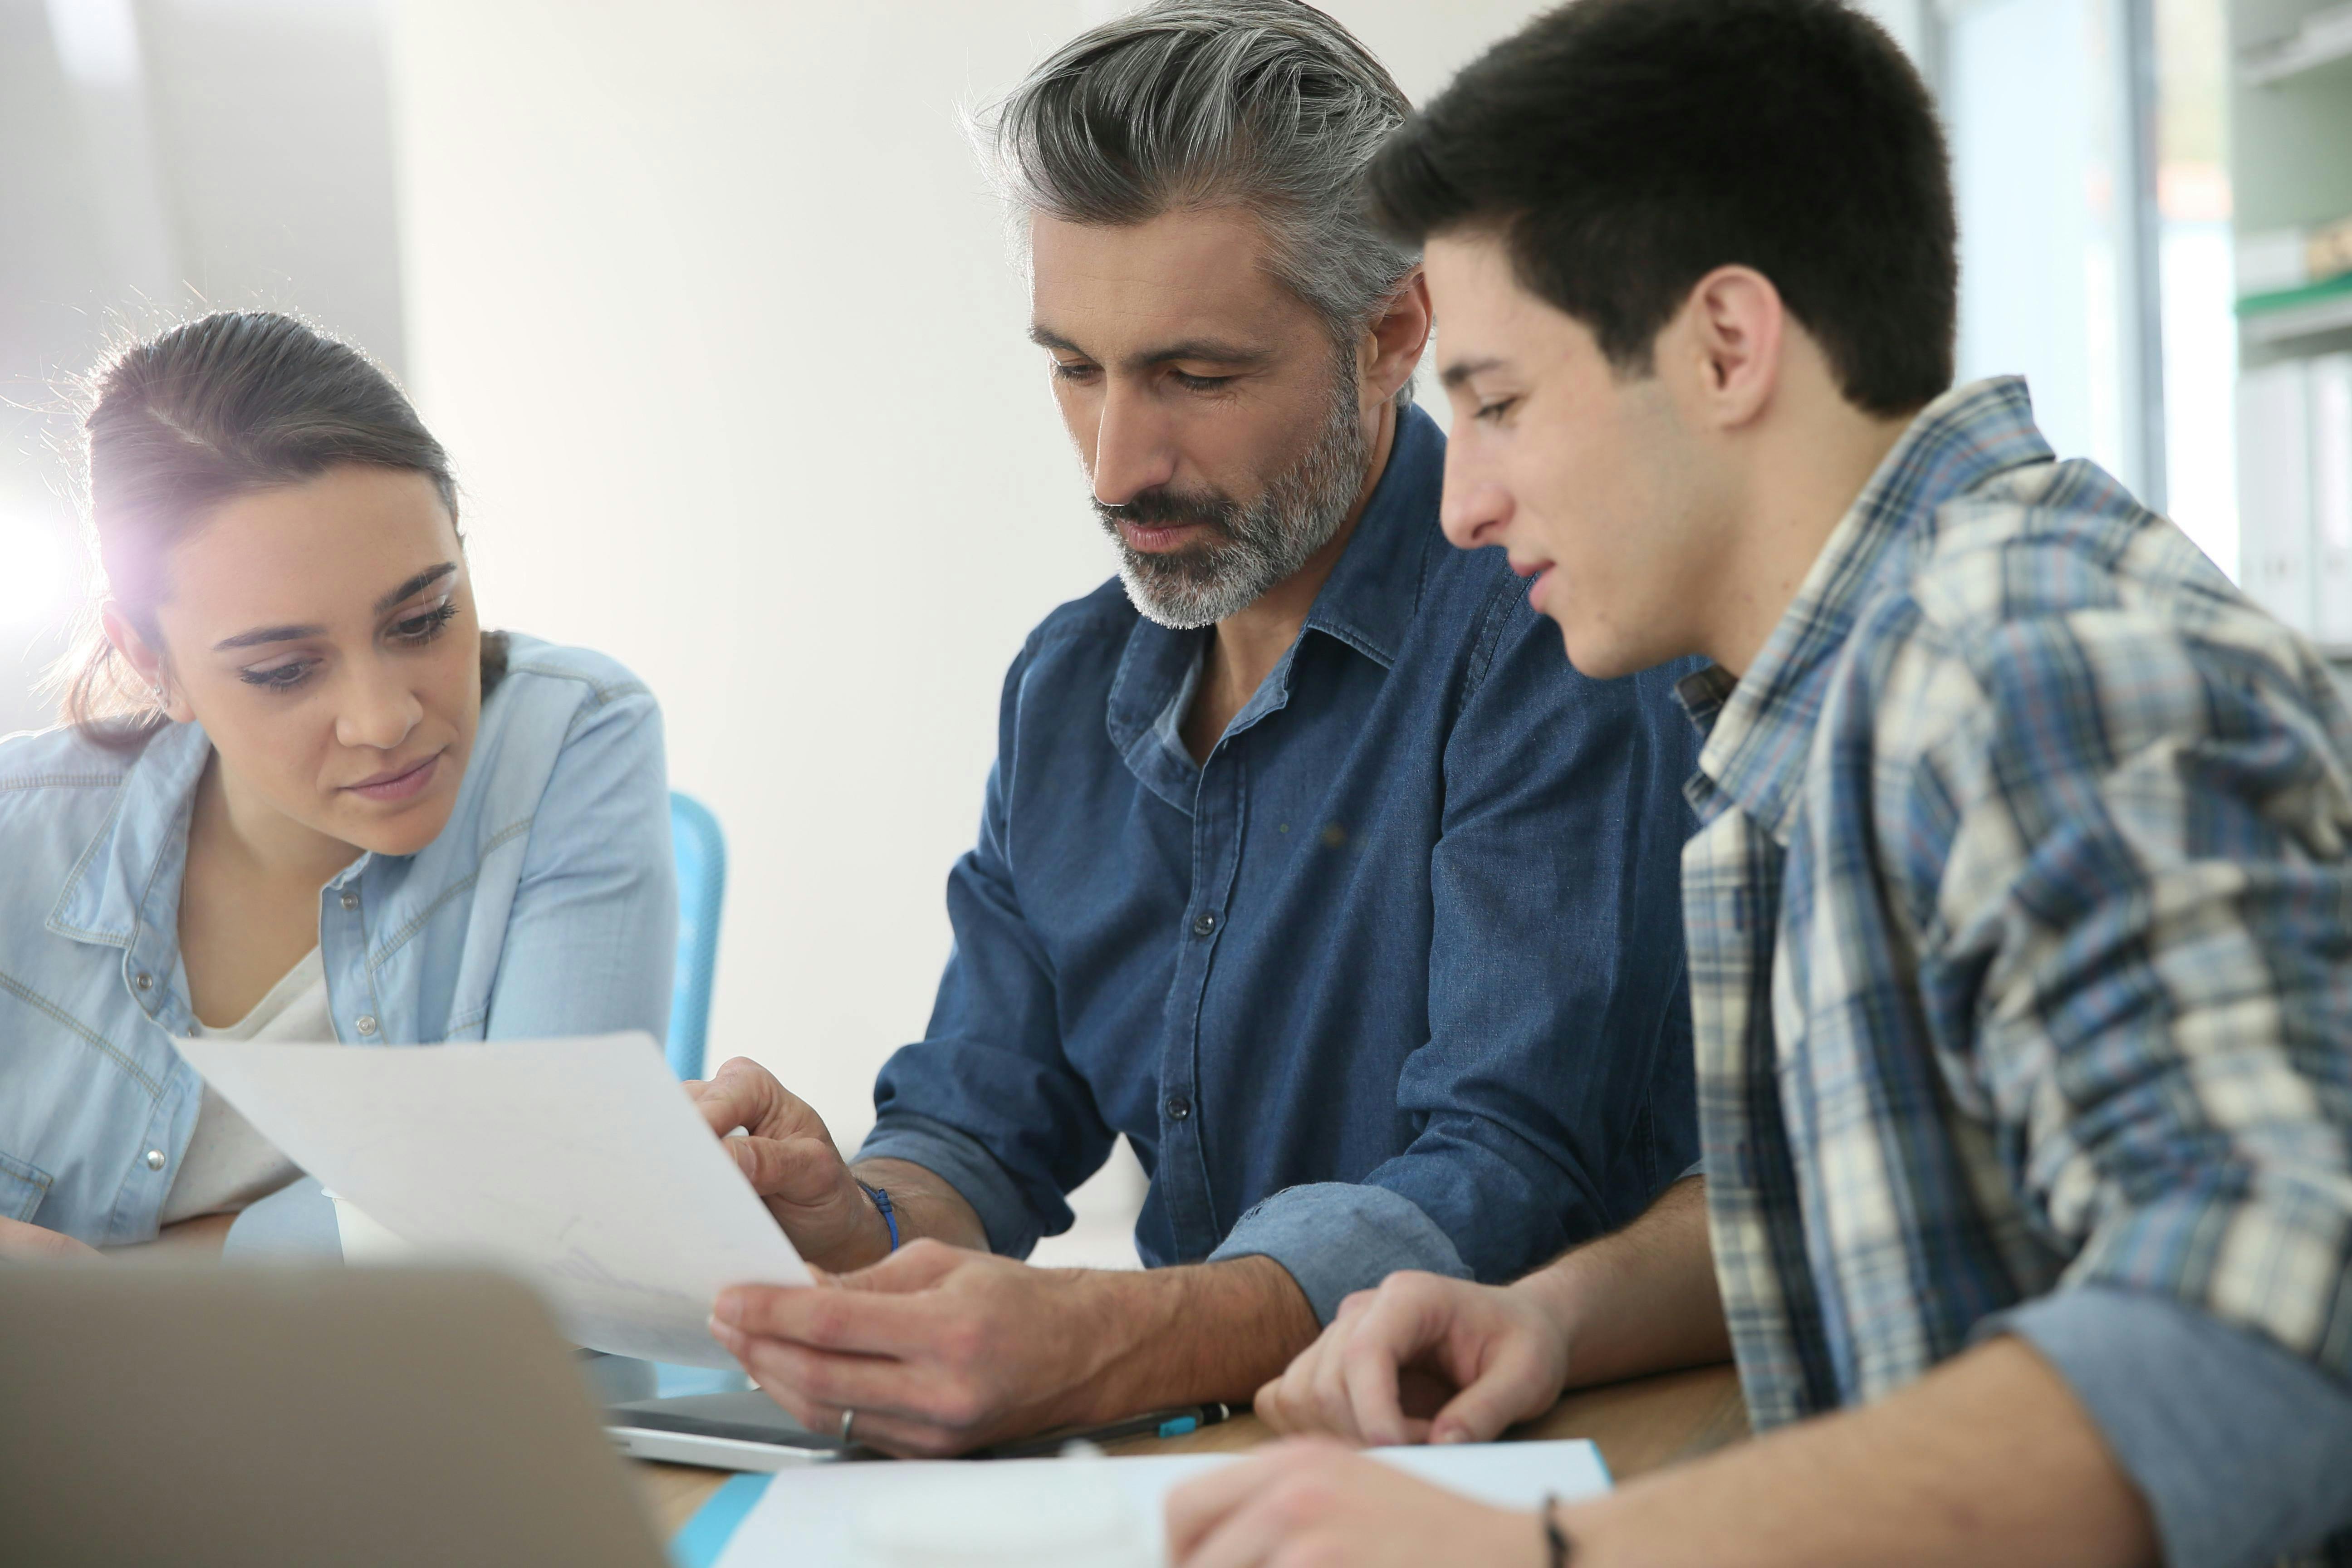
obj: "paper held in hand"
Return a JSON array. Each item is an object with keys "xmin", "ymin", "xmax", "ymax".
[{"xmin": 176, "ymin": 1032, "xmax": 809, "ymax": 1367}]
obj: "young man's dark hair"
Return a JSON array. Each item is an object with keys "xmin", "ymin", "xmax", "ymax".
[{"xmin": 1368, "ymin": 0, "xmax": 1955, "ymax": 416}]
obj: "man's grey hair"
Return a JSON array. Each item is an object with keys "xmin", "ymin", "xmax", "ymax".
[{"xmin": 981, "ymin": 0, "xmax": 1420, "ymax": 387}]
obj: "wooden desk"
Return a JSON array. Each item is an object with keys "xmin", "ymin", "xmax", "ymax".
[{"xmin": 636, "ymin": 1362, "xmax": 1748, "ymax": 1537}]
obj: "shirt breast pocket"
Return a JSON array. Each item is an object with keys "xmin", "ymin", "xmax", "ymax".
[{"xmin": 0, "ymin": 1148, "xmax": 55, "ymax": 1223}]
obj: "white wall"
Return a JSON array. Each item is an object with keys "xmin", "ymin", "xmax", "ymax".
[{"xmin": 387, "ymin": 1, "xmax": 1556, "ymax": 1206}]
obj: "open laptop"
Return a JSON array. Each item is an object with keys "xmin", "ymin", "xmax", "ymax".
[{"xmin": 0, "ymin": 1264, "xmax": 672, "ymax": 1568}]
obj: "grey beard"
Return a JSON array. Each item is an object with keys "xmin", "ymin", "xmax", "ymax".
[{"xmin": 1104, "ymin": 372, "xmax": 1371, "ymax": 632}]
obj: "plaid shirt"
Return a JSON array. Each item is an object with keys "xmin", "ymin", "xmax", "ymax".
[{"xmin": 1679, "ymin": 378, "xmax": 2352, "ymax": 1565}]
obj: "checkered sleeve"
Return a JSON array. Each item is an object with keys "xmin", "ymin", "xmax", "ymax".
[{"xmin": 1906, "ymin": 608, "xmax": 2352, "ymax": 1382}]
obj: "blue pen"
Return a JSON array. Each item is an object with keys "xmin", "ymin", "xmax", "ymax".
[{"xmin": 975, "ymin": 1401, "xmax": 1236, "ymax": 1460}]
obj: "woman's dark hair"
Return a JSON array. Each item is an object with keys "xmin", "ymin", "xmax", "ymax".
[
  {"xmin": 1365, "ymin": 0, "xmax": 1956, "ymax": 416},
  {"xmin": 53, "ymin": 309, "xmax": 504, "ymax": 749}
]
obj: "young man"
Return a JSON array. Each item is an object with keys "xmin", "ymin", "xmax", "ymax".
[
  {"xmin": 1170, "ymin": 2, "xmax": 2352, "ymax": 1565},
  {"xmin": 687, "ymin": 1, "xmax": 1700, "ymax": 1457}
]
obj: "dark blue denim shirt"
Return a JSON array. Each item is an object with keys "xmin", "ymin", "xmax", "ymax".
[{"xmin": 861, "ymin": 406, "xmax": 1701, "ymax": 1319}]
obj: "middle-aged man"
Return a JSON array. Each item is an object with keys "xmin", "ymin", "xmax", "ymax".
[
  {"xmin": 1170, "ymin": 1, "xmax": 2352, "ymax": 1566},
  {"xmin": 688, "ymin": 0, "xmax": 1700, "ymax": 1457}
]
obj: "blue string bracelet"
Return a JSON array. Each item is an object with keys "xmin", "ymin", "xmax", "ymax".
[{"xmin": 856, "ymin": 1180, "xmax": 899, "ymax": 1252}]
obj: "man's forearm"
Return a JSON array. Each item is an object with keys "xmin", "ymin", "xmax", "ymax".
[
  {"xmin": 1070, "ymin": 1254, "xmax": 1322, "ymax": 1425},
  {"xmin": 1567, "ymin": 1336, "xmax": 2157, "ymax": 1568},
  {"xmin": 849, "ymin": 1156, "xmax": 990, "ymax": 1257},
  {"xmin": 843, "ymin": 1158, "xmax": 1316, "ymax": 1429},
  {"xmin": 841, "ymin": 1163, "xmax": 1318, "ymax": 1426},
  {"xmin": 1520, "ymin": 1174, "xmax": 1730, "ymax": 1387}
]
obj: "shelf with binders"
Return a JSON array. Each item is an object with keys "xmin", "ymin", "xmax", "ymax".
[
  {"xmin": 2239, "ymin": 0, "xmax": 2352, "ymax": 86},
  {"xmin": 2238, "ymin": 272, "xmax": 2352, "ymax": 353},
  {"xmin": 2231, "ymin": 2, "xmax": 2352, "ymax": 658},
  {"xmin": 2236, "ymin": 209, "xmax": 2352, "ymax": 356},
  {"xmin": 2230, "ymin": 0, "xmax": 2352, "ymax": 366},
  {"xmin": 2236, "ymin": 352, "xmax": 2352, "ymax": 650}
]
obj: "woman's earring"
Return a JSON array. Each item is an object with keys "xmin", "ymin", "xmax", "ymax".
[{"xmin": 150, "ymin": 683, "xmax": 168, "ymax": 711}]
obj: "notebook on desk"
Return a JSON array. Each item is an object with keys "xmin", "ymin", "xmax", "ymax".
[{"xmin": 672, "ymin": 1434, "xmax": 1613, "ymax": 1568}]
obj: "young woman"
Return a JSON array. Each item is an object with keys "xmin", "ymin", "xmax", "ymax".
[{"xmin": 0, "ymin": 310, "xmax": 676, "ymax": 1257}]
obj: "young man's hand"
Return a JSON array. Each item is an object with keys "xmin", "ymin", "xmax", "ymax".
[
  {"xmin": 1165, "ymin": 1437, "xmax": 1545, "ymax": 1568},
  {"xmin": 1254, "ymin": 1270, "xmax": 1571, "ymax": 1446},
  {"xmin": 684, "ymin": 1056, "xmax": 894, "ymax": 1270},
  {"xmin": 707, "ymin": 1240, "xmax": 1136, "ymax": 1455}
]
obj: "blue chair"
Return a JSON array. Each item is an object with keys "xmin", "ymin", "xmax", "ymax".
[
  {"xmin": 667, "ymin": 792, "xmax": 726, "ymax": 1082},
  {"xmin": 658, "ymin": 791, "xmax": 746, "ymax": 1397}
]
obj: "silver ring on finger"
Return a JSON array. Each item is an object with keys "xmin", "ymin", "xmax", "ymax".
[{"xmin": 839, "ymin": 1407, "xmax": 857, "ymax": 1445}]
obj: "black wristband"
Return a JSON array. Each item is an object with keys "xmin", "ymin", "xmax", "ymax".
[{"xmin": 1540, "ymin": 1493, "xmax": 1575, "ymax": 1567}]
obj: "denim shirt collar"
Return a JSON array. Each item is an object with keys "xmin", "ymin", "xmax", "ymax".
[
  {"xmin": 1677, "ymin": 377, "xmax": 2053, "ymax": 845},
  {"xmin": 1107, "ymin": 402, "xmax": 1446, "ymax": 812},
  {"xmin": 47, "ymin": 719, "xmax": 211, "ymax": 951}
]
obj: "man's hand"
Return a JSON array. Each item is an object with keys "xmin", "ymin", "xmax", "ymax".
[
  {"xmin": 1255, "ymin": 1271, "xmax": 1570, "ymax": 1446},
  {"xmin": 684, "ymin": 1057, "xmax": 892, "ymax": 1270},
  {"xmin": 708, "ymin": 1240, "xmax": 1131, "ymax": 1455},
  {"xmin": 1255, "ymin": 1177, "xmax": 1726, "ymax": 1450},
  {"xmin": 709, "ymin": 1242, "xmax": 1320, "ymax": 1458},
  {"xmin": 1165, "ymin": 1438, "xmax": 1544, "ymax": 1568},
  {"xmin": 0, "ymin": 1216, "xmax": 102, "ymax": 1261}
]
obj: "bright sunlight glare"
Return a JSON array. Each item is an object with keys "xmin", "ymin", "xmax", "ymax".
[{"xmin": 0, "ymin": 511, "xmax": 76, "ymax": 632}]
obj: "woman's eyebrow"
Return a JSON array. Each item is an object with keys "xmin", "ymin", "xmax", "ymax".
[
  {"xmin": 212, "ymin": 563, "xmax": 458, "ymax": 652},
  {"xmin": 373, "ymin": 562, "xmax": 458, "ymax": 612},
  {"xmin": 215, "ymin": 622, "xmax": 323, "ymax": 651}
]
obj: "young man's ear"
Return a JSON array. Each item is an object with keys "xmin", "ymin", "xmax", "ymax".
[
  {"xmin": 1361, "ymin": 269, "xmax": 1434, "ymax": 412},
  {"xmin": 1670, "ymin": 265, "xmax": 1786, "ymax": 431}
]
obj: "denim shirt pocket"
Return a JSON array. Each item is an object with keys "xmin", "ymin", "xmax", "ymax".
[{"xmin": 0, "ymin": 1148, "xmax": 56, "ymax": 1223}]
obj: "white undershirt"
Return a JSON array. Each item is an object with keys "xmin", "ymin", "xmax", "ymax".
[{"xmin": 160, "ymin": 948, "xmax": 337, "ymax": 1224}]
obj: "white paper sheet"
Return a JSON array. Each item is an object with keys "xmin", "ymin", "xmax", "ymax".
[
  {"xmin": 177, "ymin": 1032, "xmax": 808, "ymax": 1367},
  {"xmin": 706, "ymin": 1439, "xmax": 1611, "ymax": 1568}
]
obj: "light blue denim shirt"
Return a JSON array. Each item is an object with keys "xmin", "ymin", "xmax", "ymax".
[{"xmin": 0, "ymin": 633, "xmax": 677, "ymax": 1246}]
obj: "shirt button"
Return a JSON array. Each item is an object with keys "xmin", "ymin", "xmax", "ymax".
[
  {"xmin": 1191, "ymin": 911, "xmax": 1218, "ymax": 937},
  {"xmin": 341, "ymin": 892, "xmax": 359, "ymax": 911},
  {"xmin": 1166, "ymin": 1095, "xmax": 1192, "ymax": 1121},
  {"xmin": 355, "ymin": 1014, "xmax": 378, "ymax": 1036},
  {"xmin": 134, "ymin": 972, "xmax": 153, "ymax": 991},
  {"xmin": 145, "ymin": 1148, "xmax": 166, "ymax": 1171}
]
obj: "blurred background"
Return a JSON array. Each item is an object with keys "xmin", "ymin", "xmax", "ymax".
[{"xmin": 5, "ymin": 0, "xmax": 2347, "ymax": 1267}]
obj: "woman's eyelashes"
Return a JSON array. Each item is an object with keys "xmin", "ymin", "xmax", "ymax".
[
  {"xmin": 235, "ymin": 598, "xmax": 461, "ymax": 692},
  {"xmin": 237, "ymin": 657, "xmax": 314, "ymax": 691},
  {"xmin": 392, "ymin": 598, "xmax": 460, "ymax": 645}
]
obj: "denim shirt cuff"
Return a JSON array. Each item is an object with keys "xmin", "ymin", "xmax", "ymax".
[
  {"xmin": 1207, "ymin": 1182, "xmax": 1470, "ymax": 1324},
  {"xmin": 1978, "ymin": 1285, "xmax": 2352, "ymax": 1568},
  {"xmin": 854, "ymin": 1112, "xmax": 1044, "ymax": 1259}
]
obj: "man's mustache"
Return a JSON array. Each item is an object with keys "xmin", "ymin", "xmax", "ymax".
[{"xmin": 1094, "ymin": 487, "xmax": 1240, "ymax": 536}]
